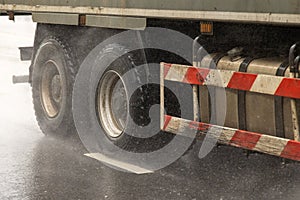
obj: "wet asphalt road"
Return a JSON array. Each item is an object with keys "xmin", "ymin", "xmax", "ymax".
[{"xmin": 1, "ymin": 16, "xmax": 300, "ymax": 200}]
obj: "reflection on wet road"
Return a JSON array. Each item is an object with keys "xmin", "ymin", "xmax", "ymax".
[{"xmin": 1, "ymin": 16, "xmax": 300, "ymax": 200}]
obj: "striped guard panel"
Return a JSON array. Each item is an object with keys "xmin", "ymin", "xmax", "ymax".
[
  {"xmin": 163, "ymin": 115, "xmax": 300, "ymax": 161},
  {"xmin": 162, "ymin": 63, "xmax": 300, "ymax": 99}
]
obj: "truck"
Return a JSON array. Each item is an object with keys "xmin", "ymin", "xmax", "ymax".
[{"xmin": 2, "ymin": 1, "xmax": 300, "ymax": 171}]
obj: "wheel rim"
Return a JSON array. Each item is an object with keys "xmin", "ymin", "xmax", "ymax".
[
  {"xmin": 40, "ymin": 61, "xmax": 63, "ymax": 118},
  {"xmin": 97, "ymin": 70, "xmax": 129, "ymax": 138}
]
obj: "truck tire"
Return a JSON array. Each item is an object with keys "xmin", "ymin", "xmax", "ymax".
[
  {"xmin": 88, "ymin": 44, "xmax": 181, "ymax": 153},
  {"xmin": 31, "ymin": 37, "xmax": 78, "ymax": 136}
]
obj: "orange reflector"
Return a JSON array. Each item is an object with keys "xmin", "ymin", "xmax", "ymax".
[{"xmin": 200, "ymin": 22, "xmax": 213, "ymax": 35}]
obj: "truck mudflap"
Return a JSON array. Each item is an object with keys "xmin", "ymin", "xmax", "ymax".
[{"xmin": 160, "ymin": 62, "xmax": 300, "ymax": 161}]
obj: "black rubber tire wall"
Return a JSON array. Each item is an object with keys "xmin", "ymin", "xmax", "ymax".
[{"xmin": 31, "ymin": 37, "xmax": 78, "ymax": 136}]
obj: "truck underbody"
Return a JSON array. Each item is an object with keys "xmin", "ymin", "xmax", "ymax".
[{"xmin": 2, "ymin": 2, "xmax": 300, "ymax": 167}]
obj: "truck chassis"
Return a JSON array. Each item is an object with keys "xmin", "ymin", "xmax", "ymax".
[{"xmin": 2, "ymin": 1, "xmax": 300, "ymax": 165}]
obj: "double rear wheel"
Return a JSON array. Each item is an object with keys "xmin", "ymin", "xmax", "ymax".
[{"xmin": 32, "ymin": 39, "xmax": 184, "ymax": 154}]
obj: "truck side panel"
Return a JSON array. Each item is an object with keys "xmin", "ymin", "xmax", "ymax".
[{"xmin": 2, "ymin": 0, "xmax": 300, "ymax": 14}]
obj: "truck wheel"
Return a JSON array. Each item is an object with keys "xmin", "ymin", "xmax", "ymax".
[
  {"xmin": 90, "ymin": 44, "xmax": 181, "ymax": 153},
  {"xmin": 31, "ymin": 37, "xmax": 77, "ymax": 136}
]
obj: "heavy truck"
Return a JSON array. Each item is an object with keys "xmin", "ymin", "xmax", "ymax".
[{"xmin": 2, "ymin": 1, "xmax": 300, "ymax": 170}]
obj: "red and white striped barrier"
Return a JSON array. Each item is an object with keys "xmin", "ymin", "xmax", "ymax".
[
  {"xmin": 160, "ymin": 62, "xmax": 300, "ymax": 161},
  {"xmin": 163, "ymin": 115, "xmax": 300, "ymax": 161},
  {"xmin": 163, "ymin": 63, "xmax": 300, "ymax": 99}
]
